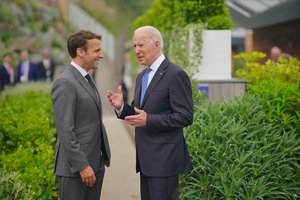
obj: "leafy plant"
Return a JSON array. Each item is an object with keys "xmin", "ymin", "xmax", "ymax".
[
  {"xmin": 0, "ymin": 4, "xmax": 17, "ymax": 26},
  {"xmin": 248, "ymin": 80, "xmax": 300, "ymax": 133},
  {"xmin": 51, "ymin": 33, "xmax": 65, "ymax": 49},
  {"xmin": 1, "ymin": 143, "xmax": 57, "ymax": 199},
  {"xmin": 0, "ymin": 85, "xmax": 57, "ymax": 199},
  {"xmin": 235, "ymin": 51, "xmax": 300, "ymax": 87},
  {"xmin": 0, "ymin": 91, "xmax": 55, "ymax": 153},
  {"xmin": 134, "ymin": 0, "xmax": 232, "ymax": 31},
  {"xmin": 180, "ymin": 81, "xmax": 300, "ymax": 199},
  {"xmin": 167, "ymin": 23, "xmax": 205, "ymax": 77},
  {"xmin": 75, "ymin": 0, "xmax": 152, "ymax": 35},
  {"xmin": 0, "ymin": 169, "xmax": 34, "ymax": 200}
]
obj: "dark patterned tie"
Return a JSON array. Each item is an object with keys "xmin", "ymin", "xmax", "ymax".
[
  {"xmin": 140, "ymin": 67, "xmax": 151, "ymax": 105},
  {"xmin": 85, "ymin": 74, "xmax": 100, "ymax": 102},
  {"xmin": 85, "ymin": 74, "xmax": 107, "ymax": 161}
]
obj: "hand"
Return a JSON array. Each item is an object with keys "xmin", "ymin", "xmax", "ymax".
[
  {"xmin": 107, "ymin": 85, "xmax": 123, "ymax": 110},
  {"xmin": 79, "ymin": 165, "xmax": 96, "ymax": 187},
  {"xmin": 125, "ymin": 107, "xmax": 147, "ymax": 127}
]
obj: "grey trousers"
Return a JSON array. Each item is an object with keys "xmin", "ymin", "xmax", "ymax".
[{"xmin": 57, "ymin": 166, "xmax": 105, "ymax": 200}]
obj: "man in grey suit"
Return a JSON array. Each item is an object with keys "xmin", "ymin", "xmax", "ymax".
[
  {"xmin": 51, "ymin": 30, "xmax": 111, "ymax": 200},
  {"xmin": 107, "ymin": 26, "xmax": 193, "ymax": 200}
]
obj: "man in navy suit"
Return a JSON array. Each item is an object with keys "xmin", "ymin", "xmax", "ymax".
[
  {"xmin": 38, "ymin": 49, "xmax": 56, "ymax": 82},
  {"xmin": 16, "ymin": 50, "xmax": 40, "ymax": 83},
  {"xmin": 107, "ymin": 26, "xmax": 193, "ymax": 200},
  {"xmin": 0, "ymin": 53, "xmax": 14, "ymax": 91}
]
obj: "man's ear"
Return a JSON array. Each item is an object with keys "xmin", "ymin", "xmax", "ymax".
[
  {"xmin": 76, "ymin": 48, "xmax": 85, "ymax": 58},
  {"xmin": 155, "ymin": 41, "xmax": 161, "ymax": 52}
]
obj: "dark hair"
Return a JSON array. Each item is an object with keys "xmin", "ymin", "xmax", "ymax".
[
  {"xmin": 2, "ymin": 52, "xmax": 12, "ymax": 59},
  {"xmin": 67, "ymin": 30, "xmax": 102, "ymax": 58}
]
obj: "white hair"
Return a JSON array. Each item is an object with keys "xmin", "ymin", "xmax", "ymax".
[{"xmin": 135, "ymin": 26, "xmax": 164, "ymax": 49}]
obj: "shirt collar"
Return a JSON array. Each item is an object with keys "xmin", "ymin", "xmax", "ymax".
[
  {"xmin": 71, "ymin": 60, "xmax": 88, "ymax": 77},
  {"xmin": 22, "ymin": 60, "xmax": 29, "ymax": 65},
  {"xmin": 3, "ymin": 63, "xmax": 10, "ymax": 68},
  {"xmin": 149, "ymin": 54, "xmax": 165, "ymax": 72}
]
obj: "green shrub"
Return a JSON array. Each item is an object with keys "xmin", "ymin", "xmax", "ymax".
[
  {"xmin": 0, "ymin": 4, "xmax": 17, "ymax": 26},
  {"xmin": 0, "ymin": 85, "xmax": 57, "ymax": 199},
  {"xmin": 235, "ymin": 51, "xmax": 300, "ymax": 87},
  {"xmin": 1, "ymin": 143, "xmax": 57, "ymax": 199},
  {"xmin": 0, "ymin": 169, "xmax": 34, "ymax": 200},
  {"xmin": 0, "ymin": 91, "xmax": 55, "ymax": 153},
  {"xmin": 180, "ymin": 82, "xmax": 300, "ymax": 199},
  {"xmin": 248, "ymin": 80, "xmax": 300, "ymax": 133},
  {"xmin": 167, "ymin": 23, "xmax": 205, "ymax": 77},
  {"xmin": 206, "ymin": 15, "xmax": 232, "ymax": 30},
  {"xmin": 52, "ymin": 33, "xmax": 65, "ymax": 49},
  {"xmin": 134, "ymin": 0, "xmax": 232, "ymax": 31},
  {"xmin": 0, "ymin": 82, "xmax": 52, "ymax": 97}
]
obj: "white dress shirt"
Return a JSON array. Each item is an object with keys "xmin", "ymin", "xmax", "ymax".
[
  {"xmin": 71, "ymin": 61, "xmax": 88, "ymax": 78},
  {"xmin": 146, "ymin": 53, "xmax": 165, "ymax": 86},
  {"xmin": 116, "ymin": 54, "xmax": 166, "ymax": 114},
  {"xmin": 20, "ymin": 60, "xmax": 30, "ymax": 82}
]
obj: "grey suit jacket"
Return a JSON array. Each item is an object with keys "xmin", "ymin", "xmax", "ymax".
[
  {"xmin": 119, "ymin": 58, "xmax": 193, "ymax": 177},
  {"xmin": 51, "ymin": 65, "xmax": 110, "ymax": 177}
]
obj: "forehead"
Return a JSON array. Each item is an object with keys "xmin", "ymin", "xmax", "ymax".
[
  {"xmin": 87, "ymin": 38, "xmax": 101, "ymax": 47},
  {"xmin": 133, "ymin": 31, "xmax": 149, "ymax": 43}
]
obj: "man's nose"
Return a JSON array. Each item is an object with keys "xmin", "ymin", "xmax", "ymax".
[{"xmin": 99, "ymin": 51, "xmax": 104, "ymax": 58}]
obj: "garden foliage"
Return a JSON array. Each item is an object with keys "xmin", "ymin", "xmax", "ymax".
[
  {"xmin": 133, "ymin": 0, "xmax": 232, "ymax": 32},
  {"xmin": 0, "ymin": 89, "xmax": 57, "ymax": 199},
  {"xmin": 180, "ymin": 80, "xmax": 300, "ymax": 199},
  {"xmin": 235, "ymin": 51, "xmax": 300, "ymax": 87}
]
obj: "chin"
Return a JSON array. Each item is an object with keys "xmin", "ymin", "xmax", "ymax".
[{"xmin": 139, "ymin": 61, "xmax": 145, "ymax": 65}]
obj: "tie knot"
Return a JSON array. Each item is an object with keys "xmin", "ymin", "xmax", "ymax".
[
  {"xmin": 85, "ymin": 74, "xmax": 91, "ymax": 79},
  {"xmin": 85, "ymin": 74, "xmax": 94, "ymax": 83},
  {"xmin": 85, "ymin": 74, "xmax": 95, "ymax": 86},
  {"xmin": 146, "ymin": 67, "xmax": 151, "ymax": 74}
]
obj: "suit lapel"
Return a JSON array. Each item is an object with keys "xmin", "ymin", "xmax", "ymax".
[
  {"xmin": 140, "ymin": 58, "xmax": 168, "ymax": 107},
  {"xmin": 67, "ymin": 66, "xmax": 102, "ymax": 113},
  {"xmin": 135, "ymin": 72, "xmax": 143, "ymax": 108}
]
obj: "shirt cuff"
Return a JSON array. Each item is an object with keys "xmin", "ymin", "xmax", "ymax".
[{"xmin": 115, "ymin": 103, "xmax": 124, "ymax": 116}]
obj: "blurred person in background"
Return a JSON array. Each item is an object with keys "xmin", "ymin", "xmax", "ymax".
[
  {"xmin": 38, "ymin": 49, "xmax": 56, "ymax": 83},
  {"xmin": 270, "ymin": 46, "xmax": 282, "ymax": 65},
  {"xmin": 120, "ymin": 48, "xmax": 132, "ymax": 103},
  {"xmin": 0, "ymin": 53, "xmax": 14, "ymax": 91},
  {"xmin": 16, "ymin": 50, "xmax": 40, "ymax": 83}
]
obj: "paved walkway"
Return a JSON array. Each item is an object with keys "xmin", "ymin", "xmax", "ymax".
[{"xmin": 94, "ymin": 58, "xmax": 140, "ymax": 200}]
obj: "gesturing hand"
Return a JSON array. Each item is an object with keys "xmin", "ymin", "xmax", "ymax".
[
  {"xmin": 125, "ymin": 107, "xmax": 147, "ymax": 127},
  {"xmin": 107, "ymin": 85, "xmax": 123, "ymax": 110},
  {"xmin": 79, "ymin": 165, "xmax": 96, "ymax": 187}
]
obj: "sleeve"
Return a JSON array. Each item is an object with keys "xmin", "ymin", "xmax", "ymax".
[
  {"xmin": 116, "ymin": 101, "xmax": 135, "ymax": 119},
  {"xmin": 51, "ymin": 78, "xmax": 89, "ymax": 173},
  {"xmin": 146, "ymin": 70, "xmax": 193, "ymax": 132}
]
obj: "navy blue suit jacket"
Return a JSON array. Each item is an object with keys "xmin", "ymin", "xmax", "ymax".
[
  {"xmin": 16, "ymin": 61, "xmax": 40, "ymax": 83},
  {"xmin": 119, "ymin": 58, "xmax": 193, "ymax": 177},
  {"xmin": 0, "ymin": 65, "xmax": 12, "ymax": 89}
]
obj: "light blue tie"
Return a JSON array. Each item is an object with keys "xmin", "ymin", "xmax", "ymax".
[{"xmin": 140, "ymin": 67, "xmax": 151, "ymax": 105}]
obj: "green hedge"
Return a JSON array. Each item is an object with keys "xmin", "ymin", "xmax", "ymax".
[
  {"xmin": 235, "ymin": 52, "xmax": 300, "ymax": 87},
  {"xmin": 0, "ymin": 169, "xmax": 34, "ymax": 200},
  {"xmin": 0, "ymin": 85, "xmax": 57, "ymax": 199},
  {"xmin": 180, "ymin": 80, "xmax": 300, "ymax": 199},
  {"xmin": 133, "ymin": 0, "xmax": 232, "ymax": 32}
]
